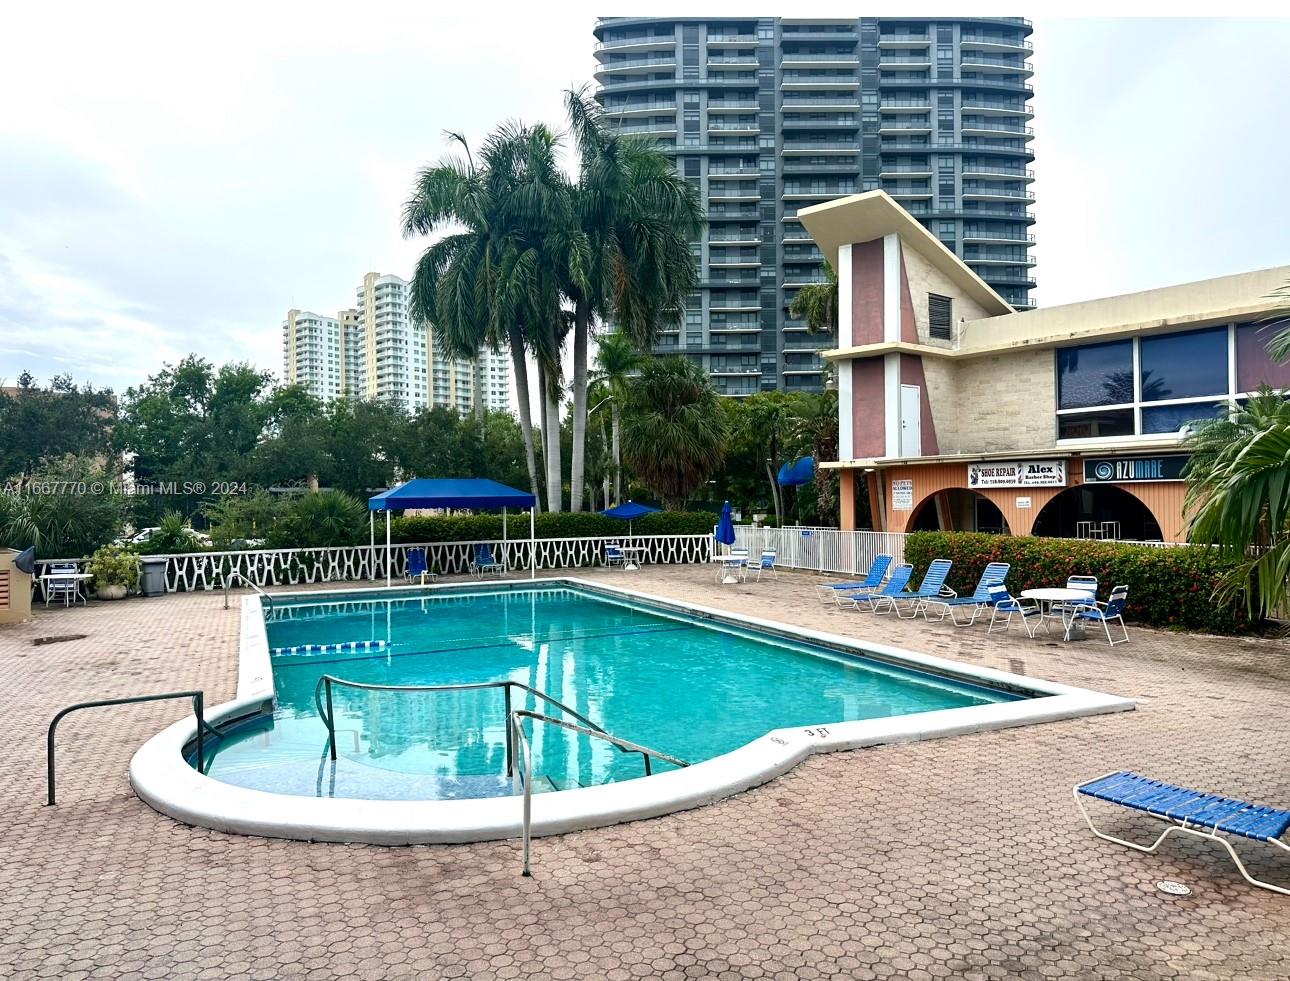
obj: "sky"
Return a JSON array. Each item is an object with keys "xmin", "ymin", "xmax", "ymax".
[{"xmin": 2, "ymin": 3, "xmax": 1289, "ymax": 405}]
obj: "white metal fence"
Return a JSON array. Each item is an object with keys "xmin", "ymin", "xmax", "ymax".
[{"xmin": 732, "ymin": 525, "xmax": 908, "ymax": 576}]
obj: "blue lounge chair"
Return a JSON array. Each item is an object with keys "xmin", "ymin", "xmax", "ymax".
[
  {"xmin": 405, "ymin": 548, "xmax": 436, "ymax": 585},
  {"xmin": 985, "ymin": 583, "xmax": 1043, "ymax": 636},
  {"xmin": 753, "ymin": 549, "xmax": 778, "ymax": 581},
  {"xmin": 1068, "ymin": 585, "xmax": 1130, "ymax": 645},
  {"xmin": 1075, "ymin": 771, "xmax": 1290, "ymax": 895},
  {"xmin": 886, "ymin": 559, "xmax": 954, "ymax": 619},
  {"xmin": 847, "ymin": 564, "xmax": 915, "ymax": 613},
  {"xmin": 471, "ymin": 543, "xmax": 505, "ymax": 578},
  {"xmin": 816, "ymin": 554, "xmax": 893, "ymax": 605},
  {"xmin": 925, "ymin": 562, "xmax": 1011, "ymax": 626}
]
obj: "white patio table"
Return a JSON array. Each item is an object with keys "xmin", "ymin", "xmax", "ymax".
[{"xmin": 1020, "ymin": 587, "xmax": 1095, "ymax": 640}]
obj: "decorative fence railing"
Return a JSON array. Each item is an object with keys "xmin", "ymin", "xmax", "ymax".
[{"xmin": 732, "ymin": 526, "xmax": 908, "ymax": 576}]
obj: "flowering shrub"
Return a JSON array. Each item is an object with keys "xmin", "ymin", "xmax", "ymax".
[
  {"xmin": 391, "ymin": 511, "xmax": 716, "ymax": 544},
  {"xmin": 903, "ymin": 532, "xmax": 1254, "ymax": 634}
]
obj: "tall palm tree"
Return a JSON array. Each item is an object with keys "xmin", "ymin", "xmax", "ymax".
[
  {"xmin": 621, "ymin": 357, "xmax": 726, "ymax": 509},
  {"xmin": 790, "ymin": 390, "xmax": 840, "ymax": 525},
  {"xmin": 590, "ymin": 331, "xmax": 647, "ymax": 505},
  {"xmin": 563, "ymin": 87, "xmax": 705, "ymax": 512},
  {"xmin": 736, "ymin": 392, "xmax": 798, "ymax": 525},
  {"xmin": 789, "ymin": 259, "xmax": 839, "ymax": 336},
  {"xmin": 403, "ymin": 124, "xmax": 585, "ymax": 510},
  {"xmin": 1185, "ymin": 389, "xmax": 1290, "ymax": 620}
]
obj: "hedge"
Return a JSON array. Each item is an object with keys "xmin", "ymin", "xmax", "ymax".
[
  {"xmin": 390, "ymin": 510, "xmax": 716, "ymax": 544},
  {"xmin": 903, "ymin": 531, "xmax": 1253, "ymax": 635}
]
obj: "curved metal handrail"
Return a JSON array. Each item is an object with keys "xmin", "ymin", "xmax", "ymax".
[
  {"xmin": 510, "ymin": 709, "xmax": 689, "ymax": 876},
  {"xmin": 223, "ymin": 571, "xmax": 275, "ymax": 613}
]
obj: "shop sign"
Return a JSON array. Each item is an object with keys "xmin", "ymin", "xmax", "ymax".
[
  {"xmin": 891, "ymin": 479, "xmax": 914, "ymax": 511},
  {"xmin": 1016, "ymin": 496, "xmax": 1032, "ymax": 509},
  {"xmin": 1082, "ymin": 454, "xmax": 1190, "ymax": 483},
  {"xmin": 967, "ymin": 460, "xmax": 1066, "ymax": 489}
]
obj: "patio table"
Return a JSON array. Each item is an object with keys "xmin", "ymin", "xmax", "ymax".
[
  {"xmin": 618, "ymin": 546, "xmax": 646, "ymax": 571},
  {"xmin": 712, "ymin": 555, "xmax": 746, "ymax": 584},
  {"xmin": 1021, "ymin": 587, "xmax": 1094, "ymax": 640},
  {"xmin": 40, "ymin": 572, "xmax": 93, "ymax": 607}
]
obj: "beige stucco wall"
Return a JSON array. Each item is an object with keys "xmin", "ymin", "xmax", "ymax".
[
  {"xmin": 927, "ymin": 348, "xmax": 1055, "ymax": 454},
  {"xmin": 902, "ymin": 243, "xmax": 995, "ymax": 349}
]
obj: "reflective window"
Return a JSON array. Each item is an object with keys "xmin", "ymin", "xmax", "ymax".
[
  {"xmin": 1140, "ymin": 402, "xmax": 1226, "ymax": 435},
  {"xmin": 1056, "ymin": 340, "xmax": 1133, "ymax": 409},
  {"xmin": 1139, "ymin": 326, "xmax": 1228, "ymax": 401},
  {"xmin": 1235, "ymin": 321, "xmax": 1290, "ymax": 392},
  {"xmin": 1057, "ymin": 409, "xmax": 1134, "ymax": 440}
]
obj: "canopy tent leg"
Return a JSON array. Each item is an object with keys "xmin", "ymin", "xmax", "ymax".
[
  {"xmin": 503, "ymin": 507, "xmax": 508, "ymax": 570},
  {"xmin": 385, "ymin": 510, "xmax": 392, "ymax": 587},
  {"xmin": 529, "ymin": 506, "xmax": 536, "ymax": 580},
  {"xmin": 369, "ymin": 511, "xmax": 375, "ymax": 581}
]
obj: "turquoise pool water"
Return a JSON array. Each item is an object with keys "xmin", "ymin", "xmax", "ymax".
[{"xmin": 198, "ymin": 584, "xmax": 1024, "ymax": 800}]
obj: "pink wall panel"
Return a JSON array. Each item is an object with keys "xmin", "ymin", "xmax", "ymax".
[
  {"xmin": 899, "ymin": 354, "xmax": 939, "ymax": 456},
  {"xmin": 850, "ymin": 239, "xmax": 885, "ymax": 346},
  {"xmin": 851, "ymin": 359, "xmax": 886, "ymax": 459}
]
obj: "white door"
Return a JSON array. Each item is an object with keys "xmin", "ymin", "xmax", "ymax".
[{"xmin": 900, "ymin": 384, "xmax": 921, "ymax": 457}]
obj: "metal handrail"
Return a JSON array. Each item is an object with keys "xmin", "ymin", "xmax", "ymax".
[
  {"xmin": 47, "ymin": 691, "xmax": 211, "ymax": 805},
  {"xmin": 313, "ymin": 676, "xmax": 619, "ymax": 773},
  {"xmin": 223, "ymin": 571, "xmax": 274, "ymax": 612},
  {"xmin": 510, "ymin": 709, "xmax": 689, "ymax": 876}
]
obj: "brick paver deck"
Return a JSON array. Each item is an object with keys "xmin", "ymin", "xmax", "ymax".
[{"xmin": 2, "ymin": 567, "xmax": 1288, "ymax": 980}]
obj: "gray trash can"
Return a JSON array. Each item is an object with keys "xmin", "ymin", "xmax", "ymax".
[{"xmin": 140, "ymin": 556, "xmax": 168, "ymax": 597}]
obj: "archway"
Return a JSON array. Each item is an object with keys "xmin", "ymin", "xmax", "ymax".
[
  {"xmin": 1030, "ymin": 484, "xmax": 1163, "ymax": 541},
  {"xmin": 908, "ymin": 488, "xmax": 1011, "ymax": 534}
]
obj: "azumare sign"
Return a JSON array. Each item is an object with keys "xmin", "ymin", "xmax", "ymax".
[
  {"xmin": 1082, "ymin": 454, "xmax": 1190, "ymax": 483},
  {"xmin": 967, "ymin": 460, "xmax": 1066, "ymax": 489}
]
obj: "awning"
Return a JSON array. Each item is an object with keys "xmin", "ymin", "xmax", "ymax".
[
  {"xmin": 777, "ymin": 457, "xmax": 816, "ymax": 487},
  {"xmin": 368, "ymin": 478, "xmax": 537, "ymax": 512}
]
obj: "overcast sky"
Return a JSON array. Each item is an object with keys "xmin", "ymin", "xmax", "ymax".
[{"xmin": 3, "ymin": 4, "xmax": 1289, "ymax": 400}]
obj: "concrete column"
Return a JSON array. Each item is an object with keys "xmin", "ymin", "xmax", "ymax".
[{"xmin": 839, "ymin": 470, "xmax": 856, "ymax": 531}]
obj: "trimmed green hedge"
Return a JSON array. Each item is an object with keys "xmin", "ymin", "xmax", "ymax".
[
  {"xmin": 903, "ymin": 531, "xmax": 1252, "ymax": 635},
  {"xmin": 390, "ymin": 510, "xmax": 715, "ymax": 544}
]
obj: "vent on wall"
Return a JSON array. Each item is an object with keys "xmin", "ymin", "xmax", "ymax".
[
  {"xmin": 928, "ymin": 293, "xmax": 953, "ymax": 340},
  {"xmin": 0, "ymin": 570, "xmax": 9, "ymax": 610}
]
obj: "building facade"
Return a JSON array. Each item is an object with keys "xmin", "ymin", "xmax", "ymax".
[
  {"xmin": 593, "ymin": 15, "xmax": 1035, "ymax": 396},
  {"xmin": 801, "ymin": 191, "xmax": 1290, "ymax": 543},
  {"xmin": 281, "ymin": 273, "xmax": 510, "ymax": 415}
]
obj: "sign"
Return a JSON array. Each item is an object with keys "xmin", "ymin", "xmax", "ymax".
[
  {"xmin": 1082, "ymin": 454, "xmax": 1190, "ymax": 483},
  {"xmin": 1016, "ymin": 496, "xmax": 1032, "ymax": 509},
  {"xmin": 891, "ymin": 479, "xmax": 914, "ymax": 511},
  {"xmin": 967, "ymin": 460, "xmax": 1067, "ymax": 489}
]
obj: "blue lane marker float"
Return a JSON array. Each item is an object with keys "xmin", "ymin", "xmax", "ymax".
[{"xmin": 271, "ymin": 640, "xmax": 389, "ymax": 657}]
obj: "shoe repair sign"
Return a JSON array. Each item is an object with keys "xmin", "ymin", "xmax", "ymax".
[{"xmin": 967, "ymin": 460, "xmax": 1067, "ymax": 488}]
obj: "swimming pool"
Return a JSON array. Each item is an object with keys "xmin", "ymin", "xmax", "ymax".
[
  {"xmin": 130, "ymin": 577, "xmax": 1134, "ymax": 844},
  {"xmin": 198, "ymin": 584, "xmax": 1022, "ymax": 801}
]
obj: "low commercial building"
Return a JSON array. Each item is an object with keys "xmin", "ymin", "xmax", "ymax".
[{"xmin": 801, "ymin": 190, "xmax": 1290, "ymax": 542}]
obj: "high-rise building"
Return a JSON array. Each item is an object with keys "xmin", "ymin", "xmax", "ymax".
[
  {"xmin": 281, "ymin": 273, "xmax": 510, "ymax": 414},
  {"xmin": 593, "ymin": 16, "xmax": 1036, "ymax": 395}
]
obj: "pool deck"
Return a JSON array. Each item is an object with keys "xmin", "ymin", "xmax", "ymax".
[{"xmin": 3, "ymin": 565, "xmax": 1288, "ymax": 980}]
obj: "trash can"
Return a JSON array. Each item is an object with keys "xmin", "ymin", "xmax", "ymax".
[{"xmin": 140, "ymin": 556, "xmax": 169, "ymax": 597}]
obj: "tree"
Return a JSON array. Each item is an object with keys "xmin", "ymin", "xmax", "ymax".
[
  {"xmin": 621, "ymin": 357, "xmax": 726, "ymax": 509},
  {"xmin": 563, "ymin": 88, "xmax": 704, "ymax": 512},
  {"xmin": 590, "ymin": 331, "xmax": 647, "ymax": 505},
  {"xmin": 732, "ymin": 392, "xmax": 800, "ymax": 525},
  {"xmin": 404, "ymin": 124, "xmax": 583, "ymax": 512},
  {"xmin": 0, "ymin": 371, "xmax": 116, "ymax": 485},
  {"xmin": 790, "ymin": 391, "xmax": 840, "ymax": 526},
  {"xmin": 1185, "ymin": 389, "xmax": 1290, "ymax": 620},
  {"xmin": 788, "ymin": 259, "xmax": 839, "ymax": 337}
]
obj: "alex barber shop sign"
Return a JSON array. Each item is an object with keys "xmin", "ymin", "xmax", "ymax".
[
  {"xmin": 967, "ymin": 460, "xmax": 1066, "ymax": 488},
  {"xmin": 1082, "ymin": 454, "xmax": 1190, "ymax": 483}
]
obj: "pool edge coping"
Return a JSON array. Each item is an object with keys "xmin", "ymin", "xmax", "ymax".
[{"xmin": 129, "ymin": 575, "xmax": 1136, "ymax": 845}]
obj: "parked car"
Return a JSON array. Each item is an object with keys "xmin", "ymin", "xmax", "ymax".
[{"xmin": 117, "ymin": 527, "xmax": 212, "ymax": 547}]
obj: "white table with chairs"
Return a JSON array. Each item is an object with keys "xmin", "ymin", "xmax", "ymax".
[
  {"xmin": 1019, "ymin": 587, "xmax": 1097, "ymax": 640},
  {"xmin": 40, "ymin": 570, "xmax": 93, "ymax": 607},
  {"xmin": 713, "ymin": 549, "xmax": 749, "ymax": 584}
]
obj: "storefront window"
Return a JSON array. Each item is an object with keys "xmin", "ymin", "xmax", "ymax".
[
  {"xmin": 1056, "ymin": 340, "xmax": 1133, "ymax": 409},
  {"xmin": 1140, "ymin": 402, "xmax": 1226, "ymax": 435},
  {"xmin": 1235, "ymin": 321, "xmax": 1290, "ymax": 392},
  {"xmin": 1139, "ymin": 326, "xmax": 1228, "ymax": 401},
  {"xmin": 1056, "ymin": 408, "xmax": 1134, "ymax": 440}
]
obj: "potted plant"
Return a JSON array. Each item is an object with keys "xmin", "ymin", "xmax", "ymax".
[{"xmin": 87, "ymin": 544, "xmax": 139, "ymax": 600}]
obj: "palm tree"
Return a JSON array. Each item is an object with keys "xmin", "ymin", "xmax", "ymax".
[
  {"xmin": 563, "ymin": 88, "xmax": 704, "ymax": 512},
  {"xmin": 1185, "ymin": 389, "xmax": 1290, "ymax": 620},
  {"xmin": 735, "ymin": 392, "xmax": 799, "ymax": 525},
  {"xmin": 790, "ymin": 390, "xmax": 840, "ymax": 525},
  {"xmin": 590, "ymin": 331, "xmax": 647, "ymax": 505},
  {"xmin": 621, "ymin": 357, "xmax": 726, "ymax": 509},
  {"xmin": 403, "ymin": 124, "xmax": 585, "ymax": 511},
  {"xmin": 789, "ymin": 260, "xmax": 839, "ymax": 336}
]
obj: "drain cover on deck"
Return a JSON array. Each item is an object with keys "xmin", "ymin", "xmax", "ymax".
[{"xmin": 1156, "ymin": 880, "xmax": 1192, "ymax": 896}]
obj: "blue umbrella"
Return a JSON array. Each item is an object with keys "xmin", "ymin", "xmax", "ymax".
[
  {"xmin": 776, "ymin": 456, "xmax": 815, "ymax": 487},
  {"xmin": 600, "ymin": 500, "xmax": 659, "ymax": 535},
  {"xmin": 715, "ymin": 500, "xmax": 736, "ymax": 548}
]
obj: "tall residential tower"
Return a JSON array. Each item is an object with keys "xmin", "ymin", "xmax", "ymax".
[{"xmin": 594, "ymin": 16, "xmax": 1035, "ymax": 395}]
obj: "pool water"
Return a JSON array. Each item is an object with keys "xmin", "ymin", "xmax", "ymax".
[{"xmin": 199, "ymin": 585, "xmax": 1023, "ymax": 800}]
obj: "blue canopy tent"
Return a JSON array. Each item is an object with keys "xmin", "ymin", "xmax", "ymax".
[
  {"xmin": 777, "ymin": 456, "xmax": 815, "ymax": 487},
  {"xmin": 368, "ymin": 478, "xmax": 538, "ymax": 585}
]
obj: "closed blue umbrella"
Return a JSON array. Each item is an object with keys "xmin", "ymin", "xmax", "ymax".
[{"xmin": 715, "ymin": 500, "xmax": 736, "ymax": 547}]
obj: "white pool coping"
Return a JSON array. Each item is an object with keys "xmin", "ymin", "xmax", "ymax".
[{"xmin": 129, "ymin": 576, "xmax": 1136, "ymax": 844}]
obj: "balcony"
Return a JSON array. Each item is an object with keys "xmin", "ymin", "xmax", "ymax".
[
  {"xmin": 880, "ymin": 100, "xmax": 933, "ymax": 112},
  {"xmin": 978, "ymin": 273, "xmax": 1037, "ymax": 288},
  {"xmin": 882, "ymin": 75, "xmax": 1033, "ymax": 97},
  {"xmin": 708, "ymin": 323, "xmax": 761, "ymax": 333},
  {"xmin": 708, "ymin": 256, "xmax": 761, "ymax": 268},
  {"xmin": 781, "ymin": 116, "xmax": 859, "ymax": 129},
  {"xmin": 781, "ymin": 96, "xmax": 860, "ymax": 108},
  {"xmin": 612, "ymin": 121, "xmax": 678, "ymax": 136},
  {"xmin": 784, "ymin": 183, "xmax": 854, "ymax": 199},
  {"xmin": 708, "ymin": 229, "xmax": 761, "ymax": 243},
  {"xmin": 706, "ymin": 100, "xmax": 758, "ymax": 112},
  {"xmin": 877, "ymin": 33, "xmax": 930, "ymax": 47},
  {"xmin": 780, "ymin": 75, "xmax": 860, "ymax": 89},
  {"xmin": 594, "ymin": 55, "xmax": 677, "ymax": 77},
  {"xmin": 707, "ymin": 166, "xmax": 759, "ymax": 177},
  {"xmin": 878, "ymin": 54, "xmax": 932, "ymax": 69},
  {"xmin": 782, "ymin": 141, "xmax": 861, "ymax": 154},
  {"xmin": 782, "ymin": 160, "xmax": 860, "ymax": 173},
  {"xmin": 961, "ymin": 165, "xmax": 1036, "ymax": 182},
  {"xmin": 706, "ymin": 33, "xmax": 758, "ymax": 45},
  {"xmin": 780, "ymin": 52, "xmax": 860, "ymax": 67},
  {"xmin": 959, "ymin": 33, "xmax": 1034, "ymax": 54},
  {"xmin": 601, "ymin": 101, "xmax": 677, "ymax": 117},
  {"xmin": 882, "ymin": 183, "xmax": 933, "ymax": 200},
  {"xmin": 963, "ymin": 251, "xmax": 1036, "ymax": 266},
  {"xmin": 595, "ymin": 35, "xmax": 677, "ymax": 54},
  {"xmin": 961, "ymin": 99, "xmax": 1034, "ymax": 118},
  {"xmin": 960, "ymin": 54, "xmax": 1035, "ymax": 76},
  {"xmin": 959, "ymin": 120, "xmax": 1035, "ymax": 139},
  {"xmin": 780, "ymin": 29, "xmax": 858, "ymax": 42},
  {"xmin": 707, "ymin": 121, "xmax": 760, "ymax": 134},
  {"xmin": 877, "ymin": 119, "xmax": 932, "ymax": 135},
  {"xmin": 879, "ymin": 165, "xmax": 933, "ymax": 178},
  {"xmin": 707, "ymin": 56, "xmax": 759, "ymax": 69},
  {"xmin": 961, "ymin": 184, "xmax": 1035, "ymax": 203},
  {"xmin": 961, "ymin": 229, "xmax": 1036, "ymax": 244}
]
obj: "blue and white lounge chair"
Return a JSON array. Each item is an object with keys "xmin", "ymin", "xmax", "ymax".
[
  {"xmin": 471, "ymin": 543, "xmax": 505, "ymax": 578},
  {"xmin": 925, "ymin": 562, "xmax": 1011, "ymax": 626},
  {"xmin": 1075, "ymin": 771, "xmax": 1290, "ymax": 895},
  {"xmin": 985, "ymin": 583, "xmax": 1043, "ymax": 636},
  {"xmin": 1068, "ymin": 585, "xmax": 1129, "ymax": 645},
  {"xmin": 405, "ymin": 548, "xmax": 436, "ymax": 585},
  {"xmin": 753, "ymin": 549, "xmax": 778, "ymax": 581},
  {"xmin": 886, "ymin": 559, "xmax": 954, "ymax": 619},
  {"xmin": 847, "ymin": 564, "xmax": 915, "ymax": 613},
  {"xmin": 816, "ymin": 554, "xmax": 893, "ymax": 605}
]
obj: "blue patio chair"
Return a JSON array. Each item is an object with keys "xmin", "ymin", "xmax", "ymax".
[
  {"xmin": 405, "ymin": 548, "xmax": 435, "ymax": 585},
  {"xmin": 605, "ymin": 543, "xmax": 626, "ymax": 569},
  {"xmin": 42, "ymin": 562, "xmax": 86, "ymax": 607},
  {"xmin": 1068, "ymin": 585, "xmax": 1130, "ymax": 645},
  {"xmin": 1075, "ymin": 770, "xmax": 1290, "ymax": 895},
  {"xmin": 925, "ymin": 562, "xmax": 1011, "ymax": 626},
  {"xmin": 753, "ymin": 549, "xmax": 778, "ymax": 581},
  {"xmin": 886, "ymin": 559, "xmax": 954, "ymax": 619},
  {"xmin": 985, "ymin": 583, "xmax": 1043, "ymax": 636},
  {"xmin": 846, "ymin": 564, "xmax": 915, "ymax": 613},
  {"xmin": 816, "ymin": 554, "xmax": 893, "ymax": 606},
  {"xmin": 471, "ymin": 543, "xmax": 505, "ymax": 578},
  {"xmin": 1053, "ymin": 575, "xmax": 1098, "ymax": 617}
]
